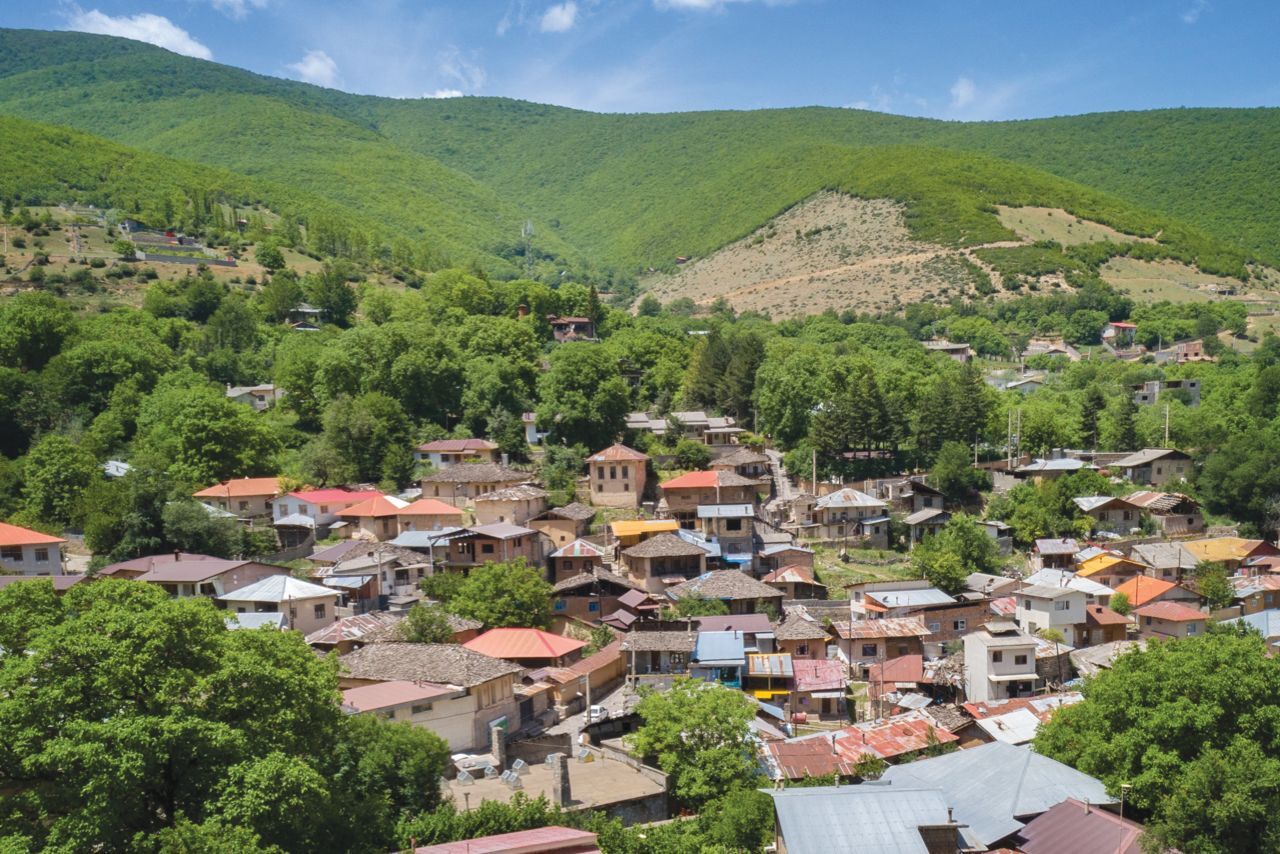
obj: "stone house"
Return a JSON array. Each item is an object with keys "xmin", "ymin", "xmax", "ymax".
[
  {"xmin": 808, "ymin": 488, "xmax": 890, "ymax": 548},
  {"xmin": 446, "ymin": 523, "xmax": 540, "ymax": 569},
  {"xmin": 1112, "ymin": 448, "xmax": 1194, "ymax": 488},
  {"xmin": 621, "ymin": 628, "xmax": 696, "ymax": 678},
  {"xmin": 695, "ymin": 504, "xmax": 756, "ymax": 560},
  {"xmin": 757, "ymin": 543, "xmax": 815, "ymax": 573},
  {"xmin": 761, "ymin": 565, "xmax": 827, "ymax": 600},
  {"xmin": 552, "ymin": 567, "xmax": 639, "ymax": 622},
  {"xmin": 413, "ymin": 438, "xmax": 500, "ymax": 468},
  {"xmin": 396, "ymin": 498, "xmax": 466, "ymax": 533},
  {"xmin": 709, "ymin": 447, "xmax": 770, "ymax": 479},
  {"xmin": 620, "ymin": 532, "xmax": 708, "ymax": 593},
  {"xmin": 667, "ymin": 570, "xmax": 786, "ymax": 615},
  {"xmin": 421, "ymin": 463, "xmax": 531, "ymax": 509},
  {"xmin": 659, "ymin": 470, "xmax": 760, "ymax": 527},
  {"xmin": 474, "ymin": 484, "xmax": 549, "ymax": 526},
  {"xmin": 1123, "ymin": 491, "xmax": 1204, "ymax": 535},
  {"xmin": 549, "ymin": 538, "xmax": 607, "ymax": 583},
  {"xmin": 1072, "ymin": 496, "xmax": 1144, "ymax": 536},
  {"xmin": 529, "ymin": 503, "xmax": 596, "ymax": 550},
  {"xmin": 586, "ymin": 444, "xmax": 649, "ymax": 509}
]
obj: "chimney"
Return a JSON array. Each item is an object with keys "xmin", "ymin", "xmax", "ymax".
[
  {"xmin": 173, "ymin": 549, "xmax": 181, "ymax": 562},
  {"xmin": 490, "ymin": 723, "xmax": 507, "ymax": 772},
  {"xmin": 501, "ymin": 452, "xmax": 509, "ymax": 467},
  {"xmin": 550, "ymin": 752, "xmax": 571, "ymax": 806},
  {"xmin": 1084, "ymin": 798, "xmax": 1091, "ymax": 814}
]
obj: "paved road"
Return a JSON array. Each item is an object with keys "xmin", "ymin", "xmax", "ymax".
[{"xmin": 765, "ymin": 448, "xmax": 795, "ymax": 502}]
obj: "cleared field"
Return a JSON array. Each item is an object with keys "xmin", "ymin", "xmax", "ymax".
[
  {"xmin": 1101, "ymin": 257, "xmax": 1244, "ymax": 303},
  {"xmin": 996, "ymin": 205, "xmax": 1157, "ymax": 246},
  {"xmin": 640, "ymin": 193, "xmax": 991, "ymax": 318}
]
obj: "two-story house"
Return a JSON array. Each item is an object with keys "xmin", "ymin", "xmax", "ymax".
[
  {"xmin": 413, "ymin": 438, "xmax": 500, "ymax": 468},
  {"xmin": 659, "ymin": 470, "xmax": 759, "ymax": 528},
  {"xmin": 586, "ymin": 444, "xmax": 649, "ymax": 509},
  {"xmin": 446, "ymin": 523, "xmax": 540, "ymax": 570},
  {"xmin": 193, "ymin": 476, "xmax": 283, "ymax": 519},
  {"xmin": 273, "ymin": 488, "xmax": 383, "ymax": 529},
  {"xmin": 1124, "ymin": 491, "xmax": 1204, "ymax": 535},
  {"xmin": 100, "ymin": 552, "xmax": 287, "ymax": 599},
  {"xmin": 218, "ymin": 575, "xmax": 339, "ymax": 635},
  {"xmin": 831, "ymin": 617, "xmax": 930, "ymax": 679},
  {"xmin": 709, "ymin": 447, "xmax": 770, "ymax": 479},
  {"xmin": 421, "ymin": 463, "xmax": 531, "ymax": 509},
  {"xmin": 809, "ymin": 489, "xmax": 890, "ymax": 548},
  {"xmin": 0, "ymin": 522, "xmax": 65, "ymax": 576},
  {"xmin": 1073, "ymin": 496, "xmax": 1144, "ymax": 536},
  {"xmin": 963, "ymin": 621, "xmax": 1039, "ymax": 702},
  {"xmin": 1134, "ymin": 601, "xmax": 1206, "ymax": 639},
  {"xmin": 335, "ymin": 494, "xmax": 410, "ymax": 541},
  {"xmin": 396, "ymin": 497, "xmax": 466, "ymax": 532},
  {"xmin": 667, "ymin": 570, "xmax": 785, "ymax": 615},
  {"xmin": 620, "ymin": 532, "xmax": 708, "ymax": 593},
  {"xmin": 474, "ymin": 485, "xmax": 549, "ymax": 526},
  {"xmin": 1112, "ymin": 448, "xmax": 1194, "ymax": 488},
  {"xmin": 1015, "ymin": 583, "xmax": 1087, "ymax": 646},
  {"xmin": 695, "ymin": 504, "xmax": 756, "ymax": 560}
]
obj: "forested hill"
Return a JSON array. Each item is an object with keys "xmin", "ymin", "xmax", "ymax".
[{"xmin": 1, "ymin": 28, "xmax": 1278, "ymax": 277}]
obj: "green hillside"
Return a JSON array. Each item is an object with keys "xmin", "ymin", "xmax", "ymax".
[{"xmin": 0, "ymin": 28, "xmax": 1276, "ymax": 281}]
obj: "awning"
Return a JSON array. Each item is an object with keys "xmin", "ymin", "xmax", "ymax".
[
  {"xmin": 988, "ymin": 673, "xmax": 1034, "ymax": 682},
  {"xmin": 753, "ymin": 689, "xmax": 790, "ymax": 699},
  {"xmin": 274, "ymin": 513, "xmax": 316, "ymax": 528},
  {"xmin": 808, "ymin": 691, "xmax": 846, "ymax": 699}
]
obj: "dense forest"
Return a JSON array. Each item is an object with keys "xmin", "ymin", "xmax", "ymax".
[{"xmin": 0, "ymin": 28, "xmax": 1277, "ymax": 280}]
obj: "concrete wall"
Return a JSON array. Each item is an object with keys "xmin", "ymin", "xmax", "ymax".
[{"xmin": 0, "ymin": 542, "xmax": 64, "ymax": 575}]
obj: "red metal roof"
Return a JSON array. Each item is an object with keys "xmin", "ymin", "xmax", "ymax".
[
  {"xmin": 341, "ymin": 680, "xmax": 455, "ymax": 712},
  {"xmin": 0, "ymin": 521, "xmax": 65, "ymax": 547},
  {"xmin": 414, "ymin": 826, "xmax": 600, "ymax": 854},
  {"xmin": 1017, "ymin": 797, "xmax": 1144, "ymax": 854},
  {"xmin": 834, "ymin": 714, "xmax": 959, "ymax": 760},
  {"xmin": 792, "ymin": 658, "xmax": 845, "ymax": 693},
  {"xmin": 866, "ymin": 654, "xmax": 927, "ymax": 686},
  {"xmin": 1134, "ymin": 601, "xmax": 1206, "ymax": 622},
  {"xmin": 335, "ymin": 495, "xmax": 407, "ymax": 518},
  {"xmin": 463, "ymin": 627, "xmax": 587, "ymax": 660}
]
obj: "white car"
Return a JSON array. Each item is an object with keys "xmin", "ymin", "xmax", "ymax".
[{"xmin": 587, "ymin": 705, "xmax": 608, "ymax": 723}]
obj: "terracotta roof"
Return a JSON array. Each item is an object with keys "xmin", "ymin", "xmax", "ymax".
[
  {"xmin": 1017, "ymin": 798, "xmax": 1144, "ymax": 854},
  {"xmin": 667, "ymin": 570, "xmax": 783, "ymax": 601},
  {"xmin": 1135, "ymin": 601, "xmax": 1206, "ymax": 622},
  {"xmin": 867, "ymin": 654, "xmax": 927, "ymax": 686},
  {"xmin": 420, "ymin": 463, "xmax": 529, "ymax": 484},
  {"xmin": 1112, "ymin": 575, "xmax": 1178, "ymax": 607},
  {"xmin": 398, "ymin": 498, "xmax": 465, "ymax": 516},
  {"xmin": 587, "ymin": 443, "xmax": 649, "ymax": 462},
  {"xmin": 341, "ymin": 679, "xmax": 456, "ymax": 712},
  {"xmin": 761, "ymin": 564, "xmax": 822, "ymax": 586},
  {"xmin": 1085, "ymin": 604, "xmax": 1130, "ymax": 626},
  {"xmin": 761, "ymin": 737, "xmax": 860, "ymax": 780},
  {"xmin": 336, "ymin": 495, "xmax": 409, "ymax": 518},
  {"xmin": 545, "ymin": 502, "xmax": 596, "ymax": 521},
  {"xmin": 415, "ymin": 438, "xmax": 499, "ymax": 453},
  {"xmin": 414, "ymin": 826, "xmax": 599, "ymax": 854},
  {"xmin": 659, "ymin": 470, "xmax": 759, "ymax": 490},
  {"xmin": 339, "ymin": 642, "xmax": 521, "ymax": 687},
  {"xmin": 192, "ymin": 476, "xmax": 283, "ymax": 499},
  {"xmin": 622, "ymin": 532, "xmax": 707, "ymax": 559},
  {"xmin": 832, "ymin": 617, "xmax": 931, "ymax": 640},
  {"xmin": 621, "ymin": 630, "xmax": 696, "ymax": 653},
  {"xmin": 0, "ymin": 522, "xmax": 65, "ymax": 547},
  {"xmin": 463, "ymin": 628, "xmax": 587, "ymax": 660},
  {"xmin": 792, "ymin": 658, "xmax": 845, "ymax": 692}
]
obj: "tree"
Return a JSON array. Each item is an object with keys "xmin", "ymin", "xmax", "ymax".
[
  {"xmin": 636, "ymin": 294, "xmax": 662, "ymax": 317},
  {"xmin": 911, "ymin": 514, "xmax": 1000, "ymax": 593},
  {"xmin": 539, "ymin": 443, "xmax": 586, "ymax": 506},
  {"xmin": 161, "ymin": 500, "xmax": 246, "ymax": 559},
  {"xmin": 0, "ymin": 292, "xmax": 75, "ymax": 371},
  {"xmin": 535, "ymin": 344, "xmax": 629, "ymax": 450},
  {"xmin": 1110, "ymin": 590, "xmax": 1131, "ymax": 616},
  {"xmin": 1102, "ymin": 396, "xmax": 1140, "ymax": 452},
  {"xmin": 19, "ymin": 433, "xmax": 99, "ymax": 530},
  {"xmin": 257, "ymin": 269, "xmax": 304, "ymax": 323},
  {"xmin": 321, "ymin": 392, "xmax": 413, "ymax": 485},
  {"xmin": 670, "ymin": 595, "xmax": 729, "ymax": 618},
  {"xmin": 308, "ymin": 263, "xmax": 357, "ymax": 327},
  {"xmin": 673, "ymin": 438, "xmax": 712, "ymax": 471},
  {"xmin": 1199, "ymin": 424, "xmax": 1280, "ymax": 537},
  {"xmin": 449, "ymin": 560, "xmax": 554, "ymax": 629},
  {"xmin": 254, "ymin": 242, "xmax": 286, "ymax": 272},
  {"xmin": 397, "ymin": 602, "xmax": 455, "ymax": 644},
  {"xmin": 0, "ymin": 579, "xmax": 449, "ymax": 851},
  {"xmin": 1079, "ymin": 385, "xmax": 1107, "ymax": 449},
  {"xmin": 930, "ymin": 440, "xmax": 991, "ymax": 503},
  {"xmin": 113, "ymin": 238, "xmax": 136, "ymax": 260},
  {"xmin": 1193, "ymin": 561, "xmax": 1233, "ymax": 610},
  {"xmin": 627, "ymin": 678, "xmax": 758, "ymax": 807},
  {"xmin": 1036, "ymin": 627, "xmax": 1067, "ymax": 687}
]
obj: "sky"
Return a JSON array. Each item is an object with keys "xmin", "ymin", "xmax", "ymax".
[{"xmin": 3, "ymin": 1, "xmax": 1279, "ymax": 117}]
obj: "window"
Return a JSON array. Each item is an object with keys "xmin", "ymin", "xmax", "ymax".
[
  {"xmin": 34, "ymin": 548, "xmax": 49, "ymax": 563},
  {"xmin": 596, "ymin": 466, "xmax": 605, "ymax": 479},
  {"xmin": 952, "ymin": 619, "xmax": 966, "ymax": 631},
  {"xmin": 610, "ymin": 466, "xmax": 617, "ymax": 480},
  {"xmin": 992, "ymin": 651, "xmax": 1004, "ymax": 662},
  {"xmin": 861, "ymin": 644, "xmax": 877, "ymax": 657},
  {"xmin": 320, "ymin": 505, "xmax": 329, "ymax": 514},
  {"xmin": 411, "ymin": 703, "xmax": 433, "ymax": 714},
  {"xmin": 1144, "ymin": 616, "xmax": 1153, "ymax": 626},
  {"xmin": 624, "ymin": 482, "xmax": 630, "ymax": 492},
  {"xmin": 897, "ymin": 644, "xmax": 908, "ymax": 656},
  {"xmin": 596, "ymin": 484, "xmax": 603, "ymax": 492},
  {"xmin": 1014, "ymin": 654, "xmax": 1028, "ymax": 665},
  {"xmin": 238, "ymin": 501, "xmax": 249, "ymax": 512},
  {"xmin": 1055, "ymin": 600, "xmax": 1071, "ymax": 612},
  {"xmin": 481, "ymin": 543, "xmax": 495, "ymax": 555},
  {"xmin": 923, "ymin": 496, "xmax": 934, "ymax": 507},
  {"xmin": 622, "ymin": 466, "xmax": 629, "ymax": 479},
  {"xmin": 797, "ymin": 643, "xmax": 809, "ymax": 657},
  {"xmin": 588, "ymin": 601, "xmax": 599, "ymax": 612},
  {"xmin": 554, "ymin": 600, "xmax": 566, "ymax": 611},
  {"xmin": 298, "ymin": 504, "xmax": 309, "ymax": 516},
  {"xmin": 1023, "ymin": 599, "xmax": 1032, "ymax": 609},
  {"xmin": 928, "ymin": 622, "xmax": 941, "ymax": 633},
  {"xmin": 0, "ymin": 546, "xmax": 21, "ymax": 562},
  {"xmin": 1187, "ymin": 623, "xmax": 1198, "ymax": 636},
  {"xmin": 313, "ymin": 603, "xmax": 326, "ymax": 620},
  {"xmin": 726, "ymin": 518, "xmax": 742, "ymax": 532}
]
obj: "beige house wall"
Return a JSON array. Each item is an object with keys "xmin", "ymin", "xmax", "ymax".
[{"xmin": 590, "ymin": 459, "xmax": 646, "ymax": 508}]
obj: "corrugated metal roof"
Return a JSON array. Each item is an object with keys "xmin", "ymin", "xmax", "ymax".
[
  {"xmin": 694, "ymin": 630, "xmax": 747, "ymax": 664},
  {"xmin": 765, "ymin": 785, "xmax": 955, "ymax": 853}
]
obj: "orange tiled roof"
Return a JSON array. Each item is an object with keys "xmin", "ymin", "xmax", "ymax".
[
  {"xmin": 1112, "ymin": 576, "xmax": 1177, "ymax": 607},
  {"xmin": 463, "ymin": 627, "xmax": 587, "ymax": 660},
  {"xmin": 193, "ymin": 476, "xmax": 283, "ymax": 499},
  {"xmin": 0, "ymin": 521, "xmax": 65, "ymax": 547},
  {"xmin": 398, "ymin": 498, "xmax": 465, "ymax": 516},
  {"xmin": 1135, "ymin": 601, "xmax": 1205, "ymax": 622}
]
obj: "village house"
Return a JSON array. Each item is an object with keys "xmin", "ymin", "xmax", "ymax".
[
  {"xmin": 338, "ymin": 642, "xmax": 522, "ymax": 751},
  {"xmin": 446, "ymin": 523, "xmax": 540, "ymax": 569},
  {"xmin": 659, "ymin": 470, "xmax": 759, "ymax": 527},
  {"xmin": 463, "ymin": 627, "xmax": 586, "ymax": 669},
  {"xmin": 341, "ymin": 679, "xmax": 466, "ymax": 736},
  {"xmin": 586, "ymin": 444, "xmax": 649, "ymax": 509},
  {"xmin": 549, "ymin": 538, "xmax": 607, "ymax": 582},
  {"xmin": 745, "ymin": 651, "xmax": 794, "ymax": 704},
  {"xmin": 773, "ymin": 608, "xmax": 832, "ymax": 661},
  {"xmin": 1232, "ymin": 575, "xmax": 1280, "ymax": 615},
  {"xmin": 218, "ymin": 575, "xmax": 339, "ymax": 635},
  {"xmin": 757, "ymin": 542, "xmax": 815, "ymax": 572},
  {"xmin": 99, "ymin": 552, "xmax": 287, "ymax": 599},
  {"xmin": 1182, "ymin": 536, "xmax": 1280, "ymax": 572},
  {"xmin": 709, "ymin": 447, "xmax": 770, "ymax": 479},
  {"xmin": 1015, "ymin": 797, "xmax": 1148, "ymax": 854},
  {"xmin": 413, "ymin": 438, "xmax": 500, "ymax": 467},
  {"xmin": 1112, "ymin": 575, "xmax": 1201, "ymax": 610},
  {"xmin": 788, "ymin": 658, "xmax": 847, "ymax": 721},
  {"xmin": 626, "ymin": 410, "xmax": 739, "ymax": 444},
  {"xmin": 1154, "ymin": 338, "xmax": 1211, "ymax": 364},
  {"xmin": 690, "ymin": 630, "xmax": 747, "ymax": 688},
  {"xmin": 335, "ymin": 494, "xmax": 409, "ymax": 541},
  {"xmin": 0, "ymin": 522, "xmax": 65, "ymax": 576},
  {"xmin": 962, "ymin": 692, "xmax": 1085, "ymax": 746},
  {"xmin": 1032, "ymin": 538, "xmax": 1080, "ymax": 570},
  {"xmin": 831, "ymin": 617, "xmax": 930, "ymax": 679},
  {"xmin": 529, "ymin": 502, "xmax": 596, "ymax": 548},
  {"xmin": 608, "ymin": 518, "xmax": 680, "ymax": 551},
  {"xmin": 1082, "ymin": 603, "xmax": 1132, "ymax": 645},
  {"xmin": 1104, "ymin": 320, "xmax": 1138, "ymax": 346},
  {"xmin": 1073, "ymin": 495, "xmax": 1144, "ymax": 535},
  {"xmin": 551, "ymin": 567, "xmax": 639, "ymax": 622},
  {"xmin": 396, "ymin": 497, "xmax": 466, "ymax": 532},
  {"xmin": 1112, "ymin": 448, "xmax": 1194, "ymax": 487},
  {"xmin": 761, "ymin": 565, "xmax": 827, "ymax": 600},
  {"xmin": 621, "ymin": 628, "xmax": 696, "ymax": 679},
  {"xmin": 764, "ymin": 785, "xmax": 961, "ymax": 854},
  {"xmin": 1075, "ymin": 551, "xmax": 1148, "ymax": 587},
  {"xmin": 304, "ymin": 611, "xmax": 406, "ymax": 655},
  {"xmin": 1124, "ymin": 490, "xmax": 1204, "ymax": 535},
  {"xmin": 923, "ymin": 339, "xmax": 974, "ymax": 363},
  {"xmin": 1015, "ymin": 458, "xmax": 1085, "ymax": 482},
  {"xmin": 1025, "ymin": 568, "xmax": 1116, "ymax": 609},
  {"xmin": 1022, "ymin": 338, "xmax": 1082, "ymax": 361},
  {"xmin": 548, "ymin": 315, "xmax": 596, "ymax": 342},
  {"xmin": 667, "ymin": 570, "xmax": 786, "ymax": 615},
  {"xmin": 620, "ymin": 532, "xmax": 708, "ymax": 593},
  {"xmin": 1015, "ymin": 584, "xmax": 1087, "ymax": 647},
  {"xmin": 193, "ymin": 476, "xmax": 283, "ymax": 518},
  {"xmin": 473, "ymin": 484, "xmax": 549, "ymax": 526},
  {"xmin": 806, "ymin": 488, "xmax": 890, "ymax": 548},
  {"xmin": 1134, "ymin": 601, "xmax": 1206, "ymax": 639},
  {"xmin": 695, "ymin": 504, "xmax": 756, "ymax": 560},
  {"xmin": 273, "ymin": 488, "xmax": 383, "ymax": 530},
  {"xmin": 420, "ymin": 463, "xmax": 530, "ymax": 508},
  {"xmin": 225, "ymin": 383, "xmax": 285, "ymax": 411},
  {"xmin": 904, "ymin": 508, "xmax": 950, "ymax": 547},
  {"xmin": 963, "ymin": 621, "xmax": 1040, "ymax": 702},
  {"xmin": 1132, "ymin": 377, "xmax": 1200, "ymax": 408},
  {"xmin": 900, "ymin": 479, "xmax": 946, "ymax": 514}
]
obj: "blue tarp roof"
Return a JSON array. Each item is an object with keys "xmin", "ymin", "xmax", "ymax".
[{"xmin": 694, "ymin": 630, "xmax": 746, "ymax": 665}]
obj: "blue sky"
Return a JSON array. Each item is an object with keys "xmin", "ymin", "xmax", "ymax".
[{"xmin": 5, "ymin": 1, "xmax": 1279, "ymax": 117}]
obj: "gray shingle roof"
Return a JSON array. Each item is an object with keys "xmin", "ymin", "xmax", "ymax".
[
  {"xmin": 339, "ymin": 642, "xmax": 519, "ymax": 687},
  {"xmin": 622, "ymin": 532, "xmax": 707, "ymax": 559},
  {"xmin": 621, "ymin": 630, "xmax": 697, "ymax": 653},
  {"xmin": 420, "ymin": 463, "xmax": 530, "ymax": 484},
  {"xmin": 668, "ymin": 570, "xmax": 785, "ymax": 602},
  {"xmin": 880, "ymin": 742, "xmax": 1113, "ymax": 847},
  {"xmin": 545, "ymin": 502, "xmax": 596, "ymax": 521}
]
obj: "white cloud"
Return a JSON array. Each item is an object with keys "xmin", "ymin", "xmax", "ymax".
[
  {"xmin": 438, "ymin": 46, "xmax": 487, "ymax": 92},
  {"xmin": 497, "ymin": 0, "xmax": 527, "ymax": 35},
  {"xmin": 62, "ymin": 7, "xmax": 212, "ymax": 59},
  {"xmin": 949, "ymin": 76, "xmax": 976, "ymax": 110},
  {"xmin": 287, "ymin": 50, "xmax": 340, "ymax": 87},
  {"xmin": 540, "ymin": 2, "xmax": 579, "ymax": 32},
  {"xmin": 426, "ymin": 88, "xmax": 464, "ymax": 98},
  {"xmin": 653, "ymin": 0, "xmax": 783, "ymax": 10},
  {"xmin": 209, "ymin": 0, "xmax": 269, "ymax": 21},
  {"xmin": 1181, "ymin": 0, "xmax": 1210, "ymax": 24}
]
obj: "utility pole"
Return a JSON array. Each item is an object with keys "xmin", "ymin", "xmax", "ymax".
[
  {"xmin": 811, "ymin": 447, "xmax": 817, "ymax": 495},
  {"xmin": 1164, "ymin": 404, "xmax": 1171, "ymax": 446}
]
